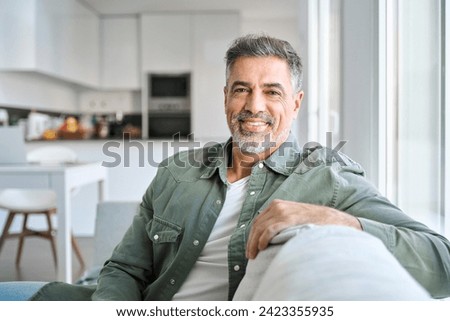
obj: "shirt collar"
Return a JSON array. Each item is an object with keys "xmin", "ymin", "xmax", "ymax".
[
  {"xmin": 199, "ymin": 133, "xmax": 301, "ymax": 180},
  {"xmin": 199, "ymin": 139, "xmax": 232, "ymax": 183},
  {"xmin": 262, "ymin": 133, "xmax": 302, "ymax": 176}
]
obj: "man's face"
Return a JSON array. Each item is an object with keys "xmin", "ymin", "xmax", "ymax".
[{"xmin": 224, "ymin": 56, "xmax": 304, "ymax": 154}]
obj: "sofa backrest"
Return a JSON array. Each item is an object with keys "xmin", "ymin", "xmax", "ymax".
[{"xmin": 93, "ymin": 201, "xmax": 140, "ymax": 267}]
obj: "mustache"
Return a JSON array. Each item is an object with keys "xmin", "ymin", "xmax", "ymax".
[{"xmin": 235, "ymin": 111, "xmax": 274, "ymax": 125}]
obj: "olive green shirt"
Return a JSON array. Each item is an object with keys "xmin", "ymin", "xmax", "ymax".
[{"xmin": 90, "ymin": 135, "xmax": 450, "ymax": 300}]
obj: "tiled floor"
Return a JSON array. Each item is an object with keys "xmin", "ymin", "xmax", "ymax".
[{"xmin": 0, "ymin": 237, "xmax": 94, "ymax": 282}]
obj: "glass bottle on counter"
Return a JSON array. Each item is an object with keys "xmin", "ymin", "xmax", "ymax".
[
  {"xmin": 94, "ymin": 115, "xmax": 109, "ymax": 139},
  {"xmin": 0, "ymin": 109, "xmax": 9, "ymax": 126},
  {"xmin": 108, "ymin": 111, "xmax": 124, "ymax": 139}
]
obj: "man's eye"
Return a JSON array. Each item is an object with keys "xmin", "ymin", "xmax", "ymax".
[
  {"xmin": 267, "ymin": 90, "xmax": 281, "ymax": 96},
  {"xmin": 234, "ymin": 88, "xmax": 248, "ymax": 93}
]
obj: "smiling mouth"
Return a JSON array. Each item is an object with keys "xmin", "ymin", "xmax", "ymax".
[
  {"xmin": 240, "ymin": 119, "xmax": 270, "ymax": 133},
  {"xmin": 236, "ymin": 111, "xmax": 274, "ymax": 130}
]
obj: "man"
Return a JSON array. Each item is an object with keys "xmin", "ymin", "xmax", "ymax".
[{"xmin": 88, "ymin": 34, "xmax": 450, "ymax": 301}]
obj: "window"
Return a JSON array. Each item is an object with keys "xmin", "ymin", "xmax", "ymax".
[
  {"xmin": 305, "ymin": 0, "xmax": 448, "ymax": 236},
  {"xmin": 379, "ymin": 0, "xmax": 447, "ymax": 235}
]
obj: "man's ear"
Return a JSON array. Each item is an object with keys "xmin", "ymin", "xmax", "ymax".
[{"xmin": 293, "ymin": 90, "xmax": 304, "ymax": 119}]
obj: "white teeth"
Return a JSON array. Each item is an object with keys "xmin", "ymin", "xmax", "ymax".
[{"xmin": 246, "ymin": 121, "xmax": 266, "ymax": 126}]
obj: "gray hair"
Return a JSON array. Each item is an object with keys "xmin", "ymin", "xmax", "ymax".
[{"xmin": 225, "ymin": 34, "xmax": 303, "ymax": 93}]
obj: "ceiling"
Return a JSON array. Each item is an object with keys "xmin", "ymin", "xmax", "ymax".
[{"xmin": 80, "ymin": 0, "xmax": 300, "ymax": 19}]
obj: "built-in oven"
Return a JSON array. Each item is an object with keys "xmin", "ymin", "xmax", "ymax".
[{"xmin": 148, "ymin": 73, "xmax": 191, "ymax": 138}]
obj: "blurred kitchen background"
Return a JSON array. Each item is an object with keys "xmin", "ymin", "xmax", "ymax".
[{"xmin": 0, "ymin": 0, "xmax": 449, "ymax": 256}]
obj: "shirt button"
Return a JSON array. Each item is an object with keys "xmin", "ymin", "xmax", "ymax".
[
  {"xmin": 240, "ymin": 224, "xmax": 246, "ymax": 229},
  {"xmin": 153, "ymin": 234, "xmax": 159, "ymax": 240},
  {"xmin": 258, "ymin": 163, "xmax": 264, "ymax": 169},
  {"xmin": 170, "ymin": 279, "xmax": 176, "ymax": 285},
  {"xmin": 249, "ymin": 191, "xmax": 256, "ymax": 196},
  {"xmin": 216, "ymin": 199, "xmax": 222, "ymax": 205},
  {"xmin": 193, "ymin": 240, "xmax": 199, "ymax": 246},
  {"xmin": 234, "ymin": 265, "xmax": 240, "ymax": 271}
]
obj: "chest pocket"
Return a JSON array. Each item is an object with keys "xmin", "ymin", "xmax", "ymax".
[
  {"xmin": 147, "ymin": 216, "xmax": 182, "ymax": 276},
  {"xmin": 151, "ymin": 229, "xmax": 179, "ymax": 243}
]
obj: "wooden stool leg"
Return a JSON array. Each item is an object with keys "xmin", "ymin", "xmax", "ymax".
[
  {"xmin": 16, "ymin": 213, "xmax": 29, "ymax": 266},
  {"xmin": 45, "ymin": 211, "xmax": 58, "ymax": 267},
  {"xmin": 0, "ymin": 211, "xmax": 16, "ymax": 253},
  {"xmin": 71, "ymin": 234, "xmax": 85, "ymax": 267}
]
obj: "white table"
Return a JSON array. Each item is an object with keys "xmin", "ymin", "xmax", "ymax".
[{"xmin": 0, "ymin": 162, "xmax": 108, "ymax": 283}]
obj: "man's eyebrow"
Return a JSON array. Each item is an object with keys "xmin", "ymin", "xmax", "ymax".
[
  {"xmin": 230, "ymin": 81, "xmax": 251, "ymax": 90},
  {"xmin": 263, "ymin": 82, "xmax": 286, "ymax": 93},
  {"xmin": 230, "ymin": 81, "xmax": 286, "ymax": 93}
]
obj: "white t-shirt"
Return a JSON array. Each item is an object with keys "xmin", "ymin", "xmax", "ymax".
[{"xmin": 172, "ymin": 176, "xmax": 249, "ymax": 301}]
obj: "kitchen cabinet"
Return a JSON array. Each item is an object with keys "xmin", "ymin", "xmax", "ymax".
[
  {"xmin": 191, "ymin": 13, "xmax": 240, "ymax": 140},
  {"xmin": 141, "ymin": 14, "xmax": 192, "ymax": 72},
  {"xmin": 0, "ymin": 0, "xmax": 100, "ymax": 87},
  {"xmin": 35, "ymin": 0, "xmax": 99, "ymax": 86},
  {"xmin": 79, "ymin": 90, "xmax": 138, "ymax": 114},
  {"xmin": 0, "ymin": 0, "xmax": 36, "ymax": 70},
  {"xmin": 101, "ymin": 17, "xmax": 139, "ymax": 89}
]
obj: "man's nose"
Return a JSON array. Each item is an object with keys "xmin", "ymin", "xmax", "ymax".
[{"xmin": 244, "ymin": 92, "xmax": 266, "ymax": 114}]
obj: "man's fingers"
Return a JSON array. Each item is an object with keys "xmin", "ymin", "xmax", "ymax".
[
  {"xmin": 245, "ymin": 205, "xmax": 273, "ymax": 258},
  {"xmin": 246, "ymin": 200, "xmax": 361, "ymax": 259},
  {"xmin": 257, "ymin": 222, "xmax": 288, "ymax": 251},
  {"xmin": 246, "ymin": 216, "xmax": 288, "ymax": 259},
  {"xmin": 246, "ymin": 216, "xmax": 267, "ymax": 259},
  {"xmin": 246, "ymin": 199, "xmax": 308, "ymax": 259},
  {"xmin": 246, "ymin": 220, "xmax": 261, "ymax": 259}
]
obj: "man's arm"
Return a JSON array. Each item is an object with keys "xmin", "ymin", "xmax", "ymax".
[
  {"xmin": 337, "ymin": 165, "xmax": 450, "ymax": 298},
  {"xmin": 92, "ymin": 188, "xmax": 156, "ymax": 300},
  {"xmin": 246, "ymin": 200, "xmax": 362, "ymax": 259},
  {"xmin": 246, "ymin": 163, "xmax": 450, "ymax": 298},
  {"xmin": 92, "ymin": 212, "xmax": 153, "ymax": 300}
]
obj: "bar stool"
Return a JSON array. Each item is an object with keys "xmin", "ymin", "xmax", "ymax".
[
  {"xmin": 0, "ymin": 145, "xmax": 85, "ymax": 268},
  {"xmin": 0, "ymin": 188, "xmax": 85, "ymax": 267}
]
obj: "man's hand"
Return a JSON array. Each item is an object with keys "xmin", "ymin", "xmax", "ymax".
[{"xmin": 246, "ymin": 199, "xmax": 362, "ymax": 259}]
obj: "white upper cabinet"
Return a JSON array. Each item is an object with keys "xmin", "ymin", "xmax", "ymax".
[
  {"xmin": 35, "ymin": 0, "xmax": 99, "ymax": 86},
  {"xmin": 0, "ymin": 0, "xmax": 100, "ymax": 87},
  {"xmin": 191, "ymin": 13, "xmax": 240, "ymax": 140},
  {"xmin": 141, "ymin": 14, "xmax": 192, "ymax": 72},
  {"xmin": 0, "ymin": 0, "xmax": 36, "ymax": 70},
  {"xmin": 101, "ymin": 17, "xmax": 139, "ymax": 89},
  {"xmin": 79, "ymin": 90, "xmax": 136, "ymax": 114}
]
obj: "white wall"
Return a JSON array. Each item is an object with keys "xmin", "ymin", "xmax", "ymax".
[{"xmin": 241, "ymin": 17, "xmax": 301, "ymax": 50}]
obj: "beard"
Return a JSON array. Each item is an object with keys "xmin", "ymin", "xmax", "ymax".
[{"xmin": 230, "ymin": 110, "xmax": 283, "ymax": 154}]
